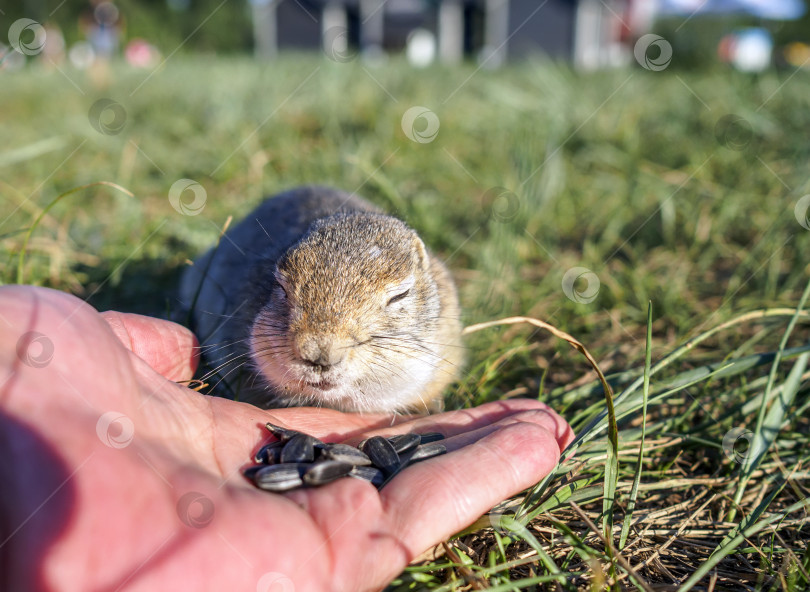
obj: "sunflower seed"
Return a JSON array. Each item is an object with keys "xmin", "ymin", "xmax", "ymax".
[
  {"xmin": 254, "ymin": 441, "xmax": 284, "ymax": 464},
  {"xmin": 264, "ymin": 422, "xmax": 302, "ymax": 442},
  {"xmin": 407, "ymin": 441, "xmax": 447, "ymax": 463},
  {"xmin": 303, "ymin": 460, "xmax": 354, "ymax": 486},
  {"xmin": 280, "ymin": 433, "xmax": 321, "ymax": 463},
  {"xmin": 387, "ymin": 433, "xmax": 421, "ymax": 454},
  {"xmin": 319, "ymin": 443, "xmax": 372, "ymax": 466},
  {"xmin": 360, "ymin": 436, "xmax": 401, "ymax": 476},
  {"xmin": 242, "ymin": 465, "xmax": 264, "ymax": 479},
  {"xmin": 252, "ymin": 464, "xmax": 305, "ymax": 492},
  {"xmin": 418, "ymin": 432, "xmax": 445, "ymax": 444},
  {"xmin": 348, "ymin": 465, "xmax": 385, "ymax": 487}
]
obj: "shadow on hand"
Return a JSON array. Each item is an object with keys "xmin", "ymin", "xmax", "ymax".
[{"xmin": 0, "ymin": 412, "xmax": 74, "ymax": 591}]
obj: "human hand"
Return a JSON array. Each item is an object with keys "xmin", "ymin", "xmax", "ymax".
[{"xmin": 0, "ymin": 286, "xmax": 573, "ymax": 592}]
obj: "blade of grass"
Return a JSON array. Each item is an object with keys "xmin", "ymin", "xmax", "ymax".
[
  {"xmin": 520, "ymin": 313, "xmax": 810, "ymax": 526},
  {"xmin": 496, "ymin": 515, "xmax": 561, "ymax": 576},
  {"xmin": 571, "ymin": 308, "xmax": 810, "ymax": 450},
  {"xmin": 184, "ymin": 214, "xmax": 233, "ymax": 332},
  {"xmin": 729, "ymin": 276, "xmax": 810, "ymax": 520},
  {"xmin": 569, "ymin": 501, "xmax": 654, "ymax": 592},
  {"xmin": 463, "ymin": 316, "xmax": 620, "ymax": 550},
  {"xmin": 678, "ymin": 495, "xmax": 810, "ymax": 591},
  {"xmin": 602, "ymin": 382, "xmax": 619, "ymax": 548},
  {"xmin": 571, "ymin": 344, "xmax": 810, "ymax": 435},
  {"xmin": 619, "ymin": 301, "xmax": 652, "ymax": 549},
  {"xmin": 0, "ymin": 136, "xmax": 67, "ymax": 167},
  {"xmin": 15, "ymin": 181, "xmax": 134, "ymax": 285}
]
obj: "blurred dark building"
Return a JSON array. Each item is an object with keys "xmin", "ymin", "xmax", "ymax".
[{"xmin": 250, "ymin": 0, "xmax": 635, "ymax": 67}]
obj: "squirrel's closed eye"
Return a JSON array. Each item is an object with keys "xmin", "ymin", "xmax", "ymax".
[{"xmin": 387, "ymin": 289, "xmax": 410, "ymax": 306}]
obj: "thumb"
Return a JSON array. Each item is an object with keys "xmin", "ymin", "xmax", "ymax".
[{"xmin": 101, "ymin": 311, "xmax": 199, "ymax": 382}]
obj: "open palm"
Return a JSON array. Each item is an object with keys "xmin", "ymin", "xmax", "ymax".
[{"xmin": 1, "ymin": 286, "xmax": 573, "ymax": 592}]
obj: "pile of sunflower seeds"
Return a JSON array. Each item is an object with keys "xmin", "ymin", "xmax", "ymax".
[{"xmin": 244, "ymin": 422, "xmax": 447, "ymax": 492}]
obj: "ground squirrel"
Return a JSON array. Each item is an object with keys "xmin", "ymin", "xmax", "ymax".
[{"xmin": 179, "ymin": 186, "xmax": 464, "ymax": 413}]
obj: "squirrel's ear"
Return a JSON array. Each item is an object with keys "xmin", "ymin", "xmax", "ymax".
[{"xmin": 413, "ymin": 236, "xmax": 431, "ymax": 272}]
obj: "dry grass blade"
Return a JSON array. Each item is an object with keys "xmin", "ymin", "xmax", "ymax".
[
  {"xmin": 462, "ymin": 316, "xmax": 613, "ymax": 398},
  {"xmin": 184, "ymin": 214, "xmax": 233, "ymax": 332},
  {"xmin": 441, "ymin": 542, "xmax": 488, "ymax": 590},
  {"xmin": 619, "ymin": 301, "xmax": 652, "ymax": 550},
  {"xmin": 15, "ymin": 181, "xmax": 135, "ymax": 285},
  {"xmin": 572, "ymin": 308, "xmax": 810, "ymax": 449},
  {"xmin": 464, "ymin": 315, "xmax": 620, "ymax": 543},
  {"xmin": 730, "ymin": 277, "xmax": 810, "ymax": 519},
  {"xmin": 569, "ymin": 501, "xmax": 654, "ymax": 592},
  {"xmin": 678, "ymin": 496, "xmax": 810, "ymax": 591}
]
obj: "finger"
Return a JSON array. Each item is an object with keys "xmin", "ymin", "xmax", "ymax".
[
  {"xmin": 236, "ymin": 399, "xmax": 570, "ymax": 452},
  {"xmin": 437, "ymin": 406, "xmax": 573, "ymax": 451},
  {"xmin": 281, "ymin": 416, "xmax": 566, "ymax": 590},
  {"xmin": 101, "ymin": 311, "xmax": 199, "ymax": 382},
  {"xmin": 382, "ymin": 418, "xmax": 563, "ymax": 554},
  {"xmin": 340, "ymin": 399, "xmax": 573, "ymax": 444},
  {"xmin": 0, "ymin": 285, "xmax": 143, "ymax": 412}
]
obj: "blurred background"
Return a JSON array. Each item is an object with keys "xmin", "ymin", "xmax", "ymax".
[
  {"xmin": 2, "ymin": 0, "xmax": 810, "ymax": 406},
  {"xmin": 3, "ymin": 0, "xmax": 810, "ymax": 71}
]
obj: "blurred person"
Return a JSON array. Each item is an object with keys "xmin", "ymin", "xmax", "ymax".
[
  {"xmin": 125, "ymin": 38, "xmax": 161, "ymax": 68},
  {"xmin": 79, "ymin": 0, "xmax": 125, "ymax": 85}
]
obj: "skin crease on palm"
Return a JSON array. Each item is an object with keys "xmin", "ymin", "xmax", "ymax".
[{"xmin": 0, "ymin": 286, "xmax": 574, "ymax": 592}]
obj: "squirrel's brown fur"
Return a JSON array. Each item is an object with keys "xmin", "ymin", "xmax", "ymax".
[{"xmin": 179, "ymin": 186, "xmax": 464, "ymax": 413}]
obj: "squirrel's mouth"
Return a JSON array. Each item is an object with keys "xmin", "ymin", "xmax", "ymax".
[{"xmin": 306, "ymin": 380, "xmax": 337, "ymax": 391}]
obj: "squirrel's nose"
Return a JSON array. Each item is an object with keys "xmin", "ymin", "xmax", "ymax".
[{"xmin": 297, "ymin": 336, "xmax": 347, "ymax": 369}]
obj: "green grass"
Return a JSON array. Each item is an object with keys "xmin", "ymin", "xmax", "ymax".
[{"xmin": 2, "ymin": 55, "xmax": 810, "ymax": 590}]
